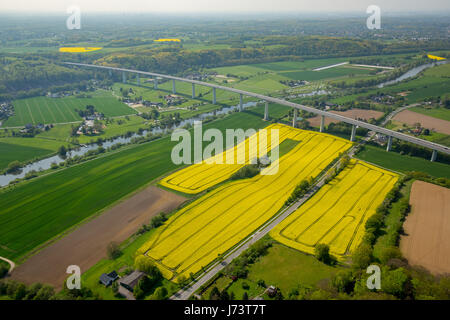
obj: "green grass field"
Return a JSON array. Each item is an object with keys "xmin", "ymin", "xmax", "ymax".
[
  {"xmin": 356, "ymin": 145, "xmax": 450, "ymax": 179},
  {"xmin": 0, "ymin": 142, "xmax": 54, "ymax": 170},
  {"xmin": 409, "ymin": 106, "xmax": 450, "ymax": 121},
  {"xmin": 0, "ymin": 105, "xmax": 278, "ymax": 261},
  {"xmin": 372, "ymin": 180, "xmax": 413, "ymax": 260},
  {"xmin": 3, "ymin": 94, "xmax": 135, "ymax": 127},
  {"xmin": 419, "ymin": 132, "xmax": 450, "ymax": 147},
  {"xmin": 331, "ymin": 62, "xmax": 450, "ymax": 105},
  {"xmin": 223, "ymin": 242, "xmax": 338, "ymax": 299}
]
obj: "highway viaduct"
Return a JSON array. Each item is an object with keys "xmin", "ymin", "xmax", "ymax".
[{"xmin": 65, "ymin": 62, "xmax": 450, "ymax": 161}]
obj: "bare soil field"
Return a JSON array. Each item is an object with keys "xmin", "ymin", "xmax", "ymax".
[
  {"xmin": 11, "ymin": 186, "xmax": 186, "ymax": 288},
  {"xmin": 400, "ymin": 181, "xmax": 450, "ymax": 275},
  {"xmin": 393, "ymin": 110, "xmax": 450, "ymax": 135},
  {"xmin": 307, "ymin": 108, "xmax": 384, "ymax": 127}
]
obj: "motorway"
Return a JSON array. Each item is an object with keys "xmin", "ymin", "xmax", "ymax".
[{"xmin": 65, "ymin": 62, "xmax": 449, "ymax": 156}]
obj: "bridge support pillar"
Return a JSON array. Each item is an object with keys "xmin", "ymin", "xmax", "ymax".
[
  {"xmin": 292, "ymin": 109, "xmax": 298, "ymax": 128},
  {"xmin": 239, "ymin": 94, "xmax": 243, "ymax": 111},
  {"xmin": 213, "ymin": 88, "xmax": 216, "ymax": 104},
  {"xmin": 109, "ymin": 69, "xmax": 112, "ymax": 77},
  {"xmin": 264, "ymin": 102, "xmax": 269, "ymax": 120},
  {"xmin": 320, "ymin": 115, "xmax": 325, "ymax": 132},
  {"xmin": 122, "ymin": 71, "xmax": 127, "ymax": 83},
  {"xmin": 136, "ymin": 74, "xmax": 140, "ymax": 86},
  {"xmin": 350, "ymin": 125, "xmax": 356, "ymax": 142},
  {"xmin": 192, "ymin": 83, "xmax": 195, "ymax": 98},
  {"xmin": 172, "ymin": 80, "xmax": 176, "ymax": 94},
  {"xmin": 386, "ymin": 136, "xmax": 392, "ymax": 152},
  {"xmin": 154, "ymin": 78, "xmax": 158, "ymax": 90},
  {"xmin": 431, "ymin": 150, "xmax": 437, "ymax": 162}
]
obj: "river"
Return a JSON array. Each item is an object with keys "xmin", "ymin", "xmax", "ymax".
[
  {"xmin": 0, "ymin": 101, "xmax": 259, "ymax": 187},
  {"xmin": 378, "ymin": 61, "xmax": 447, "ymax": 88}
]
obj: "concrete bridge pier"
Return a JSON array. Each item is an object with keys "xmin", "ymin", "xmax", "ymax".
[
  {"xmin": 386, "ymin": 136, "xmax": 392, "ymax": 152},
  {"xmin": 109, "ymin": 69, "xmax": 112, "ymax": 77},
  {"xmin": 292, "ymin": 109, "xmax": 298, "ymax": 128},
  {"xmin": 212, "ymin": 88, "xmax": 216, "ymax": 105},
  {"xmin": 320, "ymin": 115, "xmax": 325, "ymax": 133},
  {"xmin": 136, "ymin": 74, "xmax": 140, "ymax": 86},
  {"xmin": 122, "ymin": 71, "xmax": 127, "ymax": 83},
  {"xmin": 350, "ymin": 125, "xmax": 357, "ymax": 142},
  {"xmin": 264, "ymin": 102, "xmax": 269, "ymax": 120},
  {"xmin": 154, "ymin": 78, "xmax": 158, "ymax": 90},
  {"xmin": 239, "ymin": 94, "xmax": 243, "ymax": 111},
  {"xmin": 172, "ymin": 80, "xmax": 176, "ymax": 94},
  {"xmin": 192, "ymin": 83, "xmax": 195, "ymax": 98},
  {"xmin": 431, "ymin": 150, "xmax": 437, "ymax": 162}
]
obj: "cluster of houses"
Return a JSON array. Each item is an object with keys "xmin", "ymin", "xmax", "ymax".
[
  {"xmin": 19, "ymin": 123, "xmax": 51, "ymax": 134},
  {"xmin": 370, "ymin": 94, "xmax": 395, "ymax": 104},
  {"xmin": 124, "ymin": 95, "xmax": 186, "ymax": 109},
  {"xmin": 47, "ymin": 92, "xmax": 73, "ymax": 98},
  {"xmin": 99, "ymin": 270, "xmax": 146, "ymax": 300},
  {"xmin": 280, "ymin": 79, "xmax": 309, "ymax": 87},
  {"xmin": 163, "ymin": 94, "xmax": 186, "ymax": 106},
  {"xmin": 185, "ymin": 72, "xmax": 216, "ymax": 81},
  {"xmin": 76, "ymin": 120, "xmax": 104, "ymax": 135}
]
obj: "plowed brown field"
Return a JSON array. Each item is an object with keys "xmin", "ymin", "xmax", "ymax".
[
  {"xmin": 400, "ymin": 181, "xmax": 450, "ymax": 275},
  {"xmin": 393, "ymin": 110, "xmax": 450, "ymax": 135},
  {"xmin": 11, "ymin": 186, "xmax": 186, "ymax": 288}
]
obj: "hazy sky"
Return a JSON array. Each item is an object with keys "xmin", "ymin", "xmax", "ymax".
[{"xmin": 1, "ymin": 0, "xmax": 449, "ymax": 13}]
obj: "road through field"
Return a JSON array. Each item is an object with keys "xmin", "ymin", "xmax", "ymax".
[
  {"xmin": 11, "ymin": 186, "xmax": 186, "ymax": 289},
  {"xmin": 0, "ymin": 256, "xmax": 15, "ymax": 273},
  {"xmin": 171, "ymin": 141, "xmax": 353, "ymax": 300}
]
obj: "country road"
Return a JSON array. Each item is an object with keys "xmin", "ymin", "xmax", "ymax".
[
  {"xmin": 170, "ymin": 147, "xmax": 350, "ymax": 300},
  {"xmin": 0, "ymin": 256, "xmax": 15, "ymax": 274},
  {"xmin": 170, "ymin": 103, "xmax": 415, "ymax": 300}
]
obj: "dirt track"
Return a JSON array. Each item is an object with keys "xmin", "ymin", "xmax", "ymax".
[
  {"xmin": 307, "ymin": 109, "xmax": 384, "ymax": 127},
  {"xmin": 400, "ymin": 181, "xmax": 450, "ymax": 275},
  {"xmin": 393, "ymin": 110, "xmax": 450, "ymax": 135},
  {"xmin": 11, "ymin": 186, "xmax": 186, "ymax": 288}
]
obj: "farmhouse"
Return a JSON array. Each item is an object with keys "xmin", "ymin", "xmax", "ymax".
[
  {"xmin": 119, "ymin": 270, "xmax": 146, "ymax": 292},
  {"xmin": 99, "ymin": 271, "xmax": 119, "ymax": 287}
]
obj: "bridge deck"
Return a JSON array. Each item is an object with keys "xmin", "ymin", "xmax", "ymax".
[{"xmin": 64, "ymin": 62, "xmax": 450, "ymax": 155}]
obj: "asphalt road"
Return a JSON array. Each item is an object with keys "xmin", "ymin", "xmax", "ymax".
[
  {"xmin": 170, "ymin": 104, "xmax": 411, "ymax": 300},
  {"xmin": 170, "ymin": 150, "xmax": 348, "ymax": 300}
]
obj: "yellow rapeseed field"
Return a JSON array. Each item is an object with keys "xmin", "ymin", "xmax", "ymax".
[
  {"xmin": 59, "ymin": 47, "xmax": 102, "ymax": 53},
  {"xmin": 160, "ymin": 123, "xmax": 296, "ymax": 194},
  {"xmin": 270, "ymin": 160, "xmax": 398, "ymax": 259},
  {"xmin": 138, "ymin": 127, "xmax": 352, "ymax": 281}
]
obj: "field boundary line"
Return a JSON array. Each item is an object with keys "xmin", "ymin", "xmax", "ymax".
[{"xmin": 170, "ymin": 144, "xmax": 353, "ymax": 300}]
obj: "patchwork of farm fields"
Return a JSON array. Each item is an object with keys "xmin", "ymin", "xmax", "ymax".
[
  {"xmin": 0, "ymin": 108, "xmax": 272, "ymax": 261},
  {"xmin": 160, "ymin": 123, "xmax": 294, "ymax": 194},
  {"xmin": 138, "ymin": 125, "xmax": 352, "ymax": 281},
  {"xmin": 2, "ymin": 95, "xmax": 135, "ymax": 127},
  {"xmin": 270, "ymin": 160, "xmax": 398, "ymax": 259}
]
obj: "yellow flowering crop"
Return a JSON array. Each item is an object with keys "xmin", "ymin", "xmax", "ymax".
[
  {"xmin": 59, "ymin": 47, "xmax": 102, "ymax": 53},
  {"xmin": 138, "ymin": 127, "xmax": 352, "ymax": 281},
  {"xmin": 160, "ymin": 123, "xmax": 298, "ymax": 194},
  {"xmin": 270, "ymin": 160, "xmax": 398, "ymax": 260}
]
